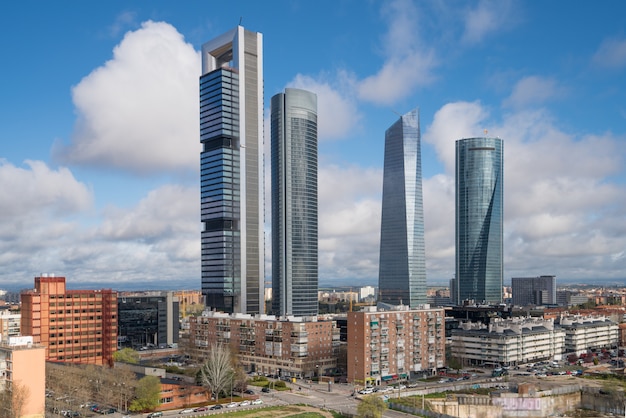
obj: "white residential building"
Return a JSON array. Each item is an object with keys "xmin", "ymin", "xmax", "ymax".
[
  {"xmin": 451, "ymin": 317, "xmax": 565, "ymax": 367},
  {"xmin": 558, "ymin": 315, "xmax": 619, "ymax": 355}
]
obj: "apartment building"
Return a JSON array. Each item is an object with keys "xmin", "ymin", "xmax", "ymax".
[
  {"xmin": 347, "ymin": 306, "xmax": 446, "ymax": 387},
  {"xmin": 20, "ymin": 275, "xmax": 117, "ymax": 366},
  {"xmin": 189, "ymin": 311, "xmax": 339, "ymax": 378},
  {"xmin": 558, "ymin": 315, "xmax": 619, "ymax": 355},
  {"xmin": 0, "ymin": 336, "xmax": 46, "ymax": 418},
  {"xmin": 450, "ymin": 317, "xmax": 565, "ymax": 367},
  {"xmin": 0, "ymin": 309, "xmax": 21, "ymax": 338}
]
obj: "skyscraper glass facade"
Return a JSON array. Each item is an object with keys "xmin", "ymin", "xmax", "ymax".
[
  {"xmin": 378, "ymin": 109, "xmax": 427, "ymax": 307},
  {"xmin": 455, "ymin": 137, "xmax": 503, "ymax": 304},
  {"xmin": 271, "ymin": 88, "xmax": 318, "ymax": 317},
  {"xmin": 200, "ymin": 26, "xmax": 264, "ymax": 314}
]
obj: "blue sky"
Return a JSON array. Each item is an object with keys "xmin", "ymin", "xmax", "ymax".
[{"xmin": 1, "ymin": 0, "xmax": 625, "ymax": 290}]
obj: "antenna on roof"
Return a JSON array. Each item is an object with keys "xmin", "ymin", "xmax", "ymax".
[
  {"xmin": 239, "ymin": 16, "xmax": 243, "ymax": 25},
  {"xmin": 391, "ymin": 110, "xmax": 402, "ymax": 117}
]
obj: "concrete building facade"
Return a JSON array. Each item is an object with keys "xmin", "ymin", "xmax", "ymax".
[
  {"xmin": 450, "ymin": 317, "xmax": 565, "ymax": 367},
  {"xmin": 20, "ymin": 275, "xmax": 117, "ymax": 366},
  {"xmin": 347, "ymin": 306, "xmax": 445, "ymax": 387},
  {"xmin": 0, "ymin": 336, "xmax": 46, "ymax": 418},
  {"xmin": 0, "ymin": 310, "xmax": 21, "ymax": 339},
  {"xmin": 558, "ymin": 315, "xmax": 619, "ymax": 355},
  {"xmin": 188, "ymin": 311, "xmax": 339, "ymax": 378}
]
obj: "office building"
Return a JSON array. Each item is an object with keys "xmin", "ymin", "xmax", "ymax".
[
  {"xmin": 271, "ymin": 88, "xmax": 318, "ymax": 317},
  {"xmin": 347, "ymin": 306, "xmax": 445, "ymax": 386},
  {"xmin": 200, "ymin": 26, "xmax": 264, "ymax": 314},
  {"xmin": 20, "ymin": 275, "xmax": 117, "ymax": 366},
  {"xmin": 450, "ymin": 317, "xmax": 565, "ymax": 367},
  {"xmin": 188, "ymin": 311, "xmax": 339, "ymax": 378},
  {"xmin": 378, "ymin": 109, "xmax": 427, "ymax": 307},
  {"xmin": 455, "ymin": 137, "xmax": 503, "ymax": 304},
  {"xmin": 512, "ymin": 275, "xmax": 556, "ymax": 306},
  {"xmin": 117, "ymin": 292, "xmax": 179, "ymax": 349},
  {"xmin": 0, "ymin": 336, "xmax": 46, "ymax": 418}
]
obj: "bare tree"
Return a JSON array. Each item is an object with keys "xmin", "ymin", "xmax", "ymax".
[
  {"xmin": 197, "ymin": 343, "xmax": 233, "ymax": 402},
  {"xmin": 0, "ymin": 381, "xmax": 31, "ymax": 418}
]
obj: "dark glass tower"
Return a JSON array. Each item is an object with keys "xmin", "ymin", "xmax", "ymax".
[
  {"xmin": 378, "ymin": 109, "xmax": 427, "ymax": 307},
  {"xmin": 271, "ymin": 88, "xmax": 318, "ymax": 317},
  {"xmin": 455, "ymin": 137, "xmax": 503, "ymax": 304},
  {"xmin": 200, "ymin": 26, "xmax": 264, "ymax": 314}
]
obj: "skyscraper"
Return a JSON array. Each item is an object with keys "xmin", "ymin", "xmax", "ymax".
[
  {"xmin": 378, "ymin": 109, "xmax": 427, "ymax": 308},
  {"xmin": 512, "ymin": 275, "xmax": 556, "ymax": 306},
  {"xmin": 200, "ymin": 26, "xmax": 264, "ymax": 314},
  {"xmin": 271, "ymin": 88, "xmax": 318, "ymax": 317},
  {"xmin": 455, "ymin": 137, "xmax": 503, "ymax": 304}
]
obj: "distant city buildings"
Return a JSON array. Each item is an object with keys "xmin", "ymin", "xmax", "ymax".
[
  {"xmin": 271, "ymin": 88, "xmax": 318, "ymax": 317},
  {"xmin": 512, "ymin": 275, "xmax": 557, "ymax": 306},
  {"xmin": 558, "ymin": 314, "xmax": 618, "ymax": 355},
  {"xmin": 455, "ymin": 137, "xmax": 503, "ymax": 304},
  {"xmin": 20, "ymin": 275, "xmax": 117, "ymax": 366},
  {"xmin": 200, "ymin": 25, "xmax": 265, "ymax": 315},
  {"xmin": 188, "ymin": 311, "xmax": 339, "ymax": 378},
  {"xmin": 378, "ymin": 109, "xmax": 427, "ymax": 308},
  {"xmin": 347, "ymin": 306, "xmax": 445, "ymax": 386},
  {"xmin": 0, "ymin": 310, "xmax": 21, "ymax": 339},
  {"xmin": 117, "ymin": 291, "xmax": 179, "ymax": 349},
  {"xmin": 0, "ymin": 336, "xmax": 46, "ymax": 418}
]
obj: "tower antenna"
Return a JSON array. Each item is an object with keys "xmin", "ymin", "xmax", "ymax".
[{"xmin": 239, "ymin": 16, "xmax": 243, "ymax": 25}]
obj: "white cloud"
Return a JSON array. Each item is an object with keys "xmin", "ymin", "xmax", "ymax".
[
  {"xmin": 504, "ymin": 76, "xmax": 566, "ymax": 108},
  {"xmin": 53, "ymin": 21, "xmax": 201, "ymax": 175},
  {"xmin": 357, "ymin": 0, "xmax": 438, "ymax": 105},
  {"xmin": 461, "ymin": 0, "xmax": 516, "ymax": 45},
  {"xmin": 287, "ymin": 73, "xmax": 361, "ymax": 140},
  {"xmin": 593, "ymin": 37, "xmax": 626, "ymax": 69},
  {"xmin": 0, "ymin": 160, "xmax": 92, "ymax": 219}
]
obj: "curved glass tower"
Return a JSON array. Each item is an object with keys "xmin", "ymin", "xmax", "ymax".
[
  {"xmin": 378, "ymin": 108, "xmax": 427, "ymax": 308},
  {"xmin": 200, "ymin": 26, "xmax": 264, "ymax": 314},
  {"xmin": 455, "ymin": 137, "xmax": 503, "ymax": 304},
  {"xmin": 271, "ymin": 88, "xmax": 318, "ymax": 317}
]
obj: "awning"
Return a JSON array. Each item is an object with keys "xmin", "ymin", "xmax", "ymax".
[
  {"xmin": 382, "ymin": 375, "xmax": 393, "ymax": 381},
  {"xmin": 399, "ymin": 373, "xmax": 407, "ymax": 378},
  {"xmin": 392, "ymin": 374, "xmax": 398, "ymax": 379}
]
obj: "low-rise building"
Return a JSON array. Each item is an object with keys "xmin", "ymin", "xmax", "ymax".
[
  {"xmin": 558, "ymin": 314, "xmax": 619, "ymax": 355},
  {"xmin": 188, "ymin": 311, "xmax": 340, "ymax": 378},
  {"xmin": 450, "ymin": 317, "xmax": 565, "ymax": 367},
  {"xmin": 0, "ymin": 336, "xmax": 46, "ymax": 418},
  {"xmin": 347, "ymin": 306, "xmax": 446, "ymax": 387}
]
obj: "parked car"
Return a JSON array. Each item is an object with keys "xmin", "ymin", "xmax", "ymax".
[
  {"xmin": 252, "ymin": 399, "xmax": 263, "ymax": 405},
  {"xmin": 147, "ymin": 413, "xmax": 162, "ymax": 418},
  {"xmin": 244, "ymin": 389, "xmax": 255, "ymax": 394},
  {"xmin": 226, "ymin": 402, "xmax": 239, "ymax": 408},
  {"xmin": 261, "ymin": 387, "xmax": 271, "ymax": 393},
  {"xmin": 179, "ymin": 408, "xmax": 194, "ymax": 414},
  {"xmin": 193, "ymin": 407, "xmax": 208, "ymax": 412},
  {"xmin": 239, "ymin": 400, "xmax": 250, "ymax": 406},
  {"xmin": 209, "ymin": 404, "xmax": 223, "ymax": 410}
]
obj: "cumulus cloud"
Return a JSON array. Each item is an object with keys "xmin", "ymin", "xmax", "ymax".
[
  {"xmin": 357, "ymin": 0, "xmax": 438, "ymax": 105},
  {"xmin": 53, "ymin": 21, "xmax": 200, "ymax": 175},
  {"xmin": 504, "ymin": 76, "xmax": 566, "ymax": 108},
  {"xmin": 593, "ymin": 37, "xmax": 626, "ymax": 69},
  {"xmin": 287, "ymin": 73, "xmax": 361, "ymax": 140},
  {"xmin": 461, "ymin": 0, "xmax": 517, "ymax": 45}
]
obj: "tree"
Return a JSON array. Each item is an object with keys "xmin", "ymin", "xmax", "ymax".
[
  {"xmin": 129, "ymin": 376, "xmax": 161, "ymax": 412},
  {"xmin": 197, "ymin": 343, "xmax": 233, "ymax": 402},
  {"xmin": 357, "ymin": 395, "xmax": 387, "ymax": 418},
  {"xmin": 0, "ymin": 381, "xmax": 30, "ymax": 418},
  {"xmin": 113, "ymin": 348, "xmax": 140, "ymax": 364}
]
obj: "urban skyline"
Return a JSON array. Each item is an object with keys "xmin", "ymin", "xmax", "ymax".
[
  {"xmin": 378, "ymin": 109, "xmax": 427, "ymax": 308},
  {"xmin": 1, "ymin": 2, "xmax": 625, "ymax": 290},
  {"xmin": 271, "ymin": 88, "xmax": 319, "ymax": 317}
]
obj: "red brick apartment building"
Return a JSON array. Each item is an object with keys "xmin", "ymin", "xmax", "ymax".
[
  {"xmin": 348, "ymin": 306, "xmax": 446, "ymax": 387},
  {"xmin": 189, "ymin": 311, "xmax": 339, "ymax": 378},
  {"xmin": 21, "ymin": 275, "xmax": 117, "ymax": 366}
]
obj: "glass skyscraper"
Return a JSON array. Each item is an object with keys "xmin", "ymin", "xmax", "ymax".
[
  {"xmin": 378, "ymin": 108, "xmax": 427, "ymax": 308},
  {"xmin": 455, "ymin": 137, "xmax": 503, "ymax": 304},
  {"xmin": 271, "ymin": 88, "xmax": 318, "ymax": 317},
  {"xmin": 199, "ymin": 26, "xmax": 264, "ymax": 314}
]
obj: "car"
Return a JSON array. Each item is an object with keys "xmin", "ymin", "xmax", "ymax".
[
  {"xmin": 358, "ymin": 388, "xmax": 373, "ymax": 395},
  {"xmin": 261, "ymin": 387, "xmax": 271, "ymax": 393},
  {"xmin": 209, "ymin": 405, "xmax": 223, "ymax": 410},
  {"xmin": 239, "ymin": 400, "xmax": 250, "ymax": 406},
  {"xmin": 226, "ymin": 402, "xmax": 239, "ymax": 408},
  {"xmin": 244, "ymin": 389, "xmax": 255, "ymax": 394},
  {"xmin": 193, "ymin": 407, "xmax": 208, "ymax": 412},
  {"xmin": 179, "ymin": 409, "xmax": 194, "ymax": 414},
  {"xmin": 101, "ymin": 408, "xmax": 116, "ymax": 415},
  {"xmin": 252, "ymin": 399, "xmax": 263, "ymax": 405},
  {"xmin": 147, "ymin": 413, "xmax": 162, "ymax": 418}
]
